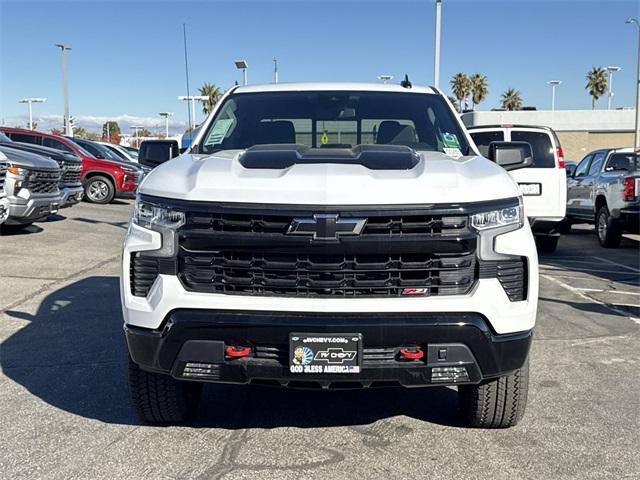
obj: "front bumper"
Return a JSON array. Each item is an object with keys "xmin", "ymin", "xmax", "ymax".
[
  {"xmin": 126, "ymin": 309, "xmax": 532, "ymax": 388},
  {"xmin": 59, "ymin": 185, "xmax": 84, "ymax": 208},
  {"xmin": 529, "ymin": 217, "xmax": 563, "ymax": 235},
  {"xmin": 5, "ymin": 191, "xmax": 61, "ymax": 224}
]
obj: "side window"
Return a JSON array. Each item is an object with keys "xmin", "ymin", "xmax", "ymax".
[
  {"xmin": 588, "ymin": 152, "xmax": 605, "ymax": 176},
  {"xmin": 574, "ymin": 155, "xmax": 592, "ymax": 177},
  {"xmin": 510, "ymin": 131, "xmax": 555, "ymax": 168},
  {"xmin": 9, "ymin": 132, "xmax": 40, "ymax": 145},
  {"xmin": 42, "ymin": 137, "xmax": 74, "ymax": 153},
  {"xmin": 470, "ymin": 131, "xmax": 504, "ymax": 157}
]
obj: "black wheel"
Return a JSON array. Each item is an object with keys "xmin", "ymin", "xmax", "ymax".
[
  {"xmin": 596, "ymin": 205, "xmax": 622, "ymax": 248},
  {"xmin": 128, "ymin": 355, "xmax": 202, "ymax": 424},
  {"xmin": 84, "ymin": 176, "xmax": 115, "ymax": 204},
  {"xmin": 535, "ymin": 235, "xmax": 559, "ymax": 254},
  {"xmin": 558, "ymin": 219, "xmax": 572, "ymax": 234},
  {"xmin": 459, "ymin": 357, "xmax": 529, "ymax": 428}
]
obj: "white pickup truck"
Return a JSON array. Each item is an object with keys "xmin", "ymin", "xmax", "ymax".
[{"xmin": 121, "ymin": 83, "xmax": 538, "ymax": 428}]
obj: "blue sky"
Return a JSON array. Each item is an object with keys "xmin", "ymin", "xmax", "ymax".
[{"xmin": 1, "ymin": 0, "xmax": 638, "ymax": 133}]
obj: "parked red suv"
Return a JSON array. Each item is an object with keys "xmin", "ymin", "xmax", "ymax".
[{"xmin": 0, "ymin": 128, "xmax": 142, "ymax": 204}]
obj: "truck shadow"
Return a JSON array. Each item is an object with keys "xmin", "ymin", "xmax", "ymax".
[{"xmin": 1, "ymin": 276, "xmax": 463, "ymax": 429}]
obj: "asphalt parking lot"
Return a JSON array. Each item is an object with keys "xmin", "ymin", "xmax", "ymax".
[{"xmin": 1, "ymin": 201, "xmax": 639, "ymax": 480}]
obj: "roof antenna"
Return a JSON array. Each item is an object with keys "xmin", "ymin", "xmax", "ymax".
[
  {"xmin": 182, "ymin": 23, "xmax": 193, "ymax": 147},
  {"xmin": 400, "ymin": 74, "xmax": 412, "ymax": 89}
]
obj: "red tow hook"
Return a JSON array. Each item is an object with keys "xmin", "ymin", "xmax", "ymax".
[
  {"xmin": 225, "ymin": 346, "xmax": 251, "ymax": 358},
  {"xmin": 399, "ymin": 347, "xmax": 424, "ymax": 360}
]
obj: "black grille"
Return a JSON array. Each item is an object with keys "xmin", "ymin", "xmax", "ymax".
[
  {"xmin": 130, "ymin": 254, "xmax": 159, "ymax": 297},
  {"xmin": 179, "ymin": 250, "xmax": 476, "ymax": 297},
  {"xmin": 0, "ymin": 162, "xmax": 6, "ymax": 191},
  {"xmin": 185, "ymin": 211, "xmax": 468, "ymax": 237},
  {"xmin": 62, "ymin": 167, "xmax": 82, "ymax": 186},
  {"xmin": 479, "ymin": 258, "xmax": 527, "ymax": 301},
  {"xmin": 27, "ymin": 169, "xmax": 61, "ymax": 194}
]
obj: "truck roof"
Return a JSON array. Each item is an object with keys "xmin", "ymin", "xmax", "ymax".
[
  {"xmin": 467, "ymin": 124, "xmax": 556, "ymax": 131},
  {"xmin": 233, "ymin": 82, "xmax": 437, "ymax": 95}
]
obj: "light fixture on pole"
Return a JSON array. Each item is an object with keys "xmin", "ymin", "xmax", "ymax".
[
  {"xmin": 627, "ymin": 17, "xmax": 640, "ymax": 148},
  {"xmin": 55, "ymin": 44, "xmax": 72, "ymax": 136},
  {"xmin": 18, "ymin": 98, "xmax": 46, "ymax": 130},
  {"xmin": 273, "ymin": 57, "xmax": 279, "ymax": 84},
  {"xmin": 159, "ymin": 112, "xmax": 174, "ymax": 138},
  {"xmin": 547, "ymin": 80, "xmax": 562, "ymax": 111},
  {"xmin": 377, "ymin": 75, "xmax": 393, "ymax": 84},
  {"xmin": 178, "ymin": 95, "xmax": 208, "ymax": 129},
  {"xmin": 605, "ymin": 66, "xmax": 622, "ymax": 110},
  {"xmin": 234, "ymin": 59, "xmax": 248, "ymax": 86},
  {"xmin": 130, "ymin": 125, "xmax": 144, "ymax": 147},
  {"xmin": 433, "ymin": 0, "xmax": 442, "ymax": 88}
]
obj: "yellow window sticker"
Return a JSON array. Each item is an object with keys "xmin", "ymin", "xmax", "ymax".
[{"xmin": 321, "ymin": 131, "xmax": 329, "ymax": 145}]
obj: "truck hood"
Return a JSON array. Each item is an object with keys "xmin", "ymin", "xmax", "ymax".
[
  {"xmin": 139, "ymin": 150, "xmax": 522, "ymax": 205},
  {"xmin": 0, "ymin": 145, "xmax": 60, "ymax": 171}
]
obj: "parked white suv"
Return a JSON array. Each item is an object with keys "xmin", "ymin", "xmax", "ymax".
[
  {"xmin": 121, "ymin": 83, "xmax": 538, "ymax": 428},
  {"xmin": 0, "ymin": 150, "xmax": 10, "ymax": 224},
  {"xmin": 468, "ymin": 125, "xmax": 567, "ymax": 253}
]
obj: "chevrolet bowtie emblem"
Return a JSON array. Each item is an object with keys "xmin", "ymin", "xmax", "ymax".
[{"xmin": 287, "ymin": 214, "xmax": 367, "ymax": 241}]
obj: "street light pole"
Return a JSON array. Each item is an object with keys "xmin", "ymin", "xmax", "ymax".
[
  {"xmin": 273, "ymin": 57, "xmax": 278, "ymax": 84},
  {"xmin": 159, "ymin": 112, "xmax": 174, "ymax": 138},
  {"xmin": 547, "ymin": 80, "xmax": 561, "ymax": 111},
  {"xmin": 55, "ymin": 44, "xmax": 72, "ymax": 136},
  {"xmin": 19, "ymin": 98, "xmax": 46, "ymax": 130},
  {"xmin": 627, "ymin": 18, "xmax": 640, "ymax": 149},
  {"xmin": 178, "ymin": 96, "xmax": 208, "ymax": 128},
  {"xmin": 606, "ymin": 66, "xmax": 622, "ymax": 110},
  {"xmin": 235, "ymin": 59, "xmax": 248, "ymax": 86},
  {"xmin": 434, "ymin": 0, "xmax": 442, "ymax": 88}
]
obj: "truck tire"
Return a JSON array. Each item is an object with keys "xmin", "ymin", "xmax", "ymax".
[
  {"xmin": 85, "ymin": 175, "xmax": 115, "ymax": 204},
  {"xmin": 458, "ymin": 357, "xmax": 529, "ymax": 428},
  {"xmin": 596, "ymin": 205, "xmax": 622, "ymax": 248},
  {"xmin": 128, "ymin": 354, "xmax": 202, "ymax": 424},
  {"xmin": 535, "ymin": 235, "xmax": 559, "ymax": 254}
]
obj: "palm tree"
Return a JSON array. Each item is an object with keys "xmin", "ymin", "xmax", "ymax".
[
  {"xmin": 470, "ymin": 73, "xmax": 488, "ymax": 110},
  {"xmin": 198, "ymin": 82, "xmax": 222, "ymax": 115},
  {"xmin": 585, "ymin": 67, "xmax": 608, "ymax": 110},
  {"xmin": 450, "ymin": 73, "xmax": 471, "ymax": 113},
  {"xmin": 501, "ymin": 88, "xmax": 523, "ymax": 111}
]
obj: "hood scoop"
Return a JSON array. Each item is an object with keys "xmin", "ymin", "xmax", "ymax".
[{"xmin": 238, "ymin": 144, "xmax": 420, "ymax": 170}]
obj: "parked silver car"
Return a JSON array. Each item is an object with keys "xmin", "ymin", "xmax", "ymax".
[
  {"xmin": 565, "ymin": 147, "xmax": 639, "ymax": 247},
  {"xmin": 0, "ymin": 146, "xmax": 62, "ymax": 227}
]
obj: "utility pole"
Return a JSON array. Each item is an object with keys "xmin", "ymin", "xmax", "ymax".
[
  {"xmin": 273, "ymin": 57, "xmax": 279, "ymax": 84},
  {"xmin": 19, "ymin": 98, "xmax": 46, "ymax": 130},
  {"xmin": 235, "ymin": 60, "xmax": 248, "ymax": 86},
  {"xmin": 627, "ymin": 18, "xmax": 640, "ymax": 148},
  {"xmin": 178, "ymin": 96, "xmax": 207, "ymax": 128},
  {"xmin": 433, "ymin": 0, "xmax": 442, "ymax": 88},
  {"xmin": 55, "ymin": 44, "xmax": 72, "ymax": 136}
]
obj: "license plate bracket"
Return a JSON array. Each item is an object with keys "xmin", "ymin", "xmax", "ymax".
[{"xmin": 289, "ymin": 333, "xmax": 362, "ymax": 374}]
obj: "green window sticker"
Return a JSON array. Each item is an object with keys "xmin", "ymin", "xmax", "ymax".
[{"xmin": 441, "ymin": 132, "xmax": 460, "ymax": 149}]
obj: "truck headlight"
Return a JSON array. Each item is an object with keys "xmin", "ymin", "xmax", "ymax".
[
  {"xmin": 7, "ymin": 165, "xmax": 28, "ymax": 177},
  {"xmin": 470, "ymin": 198, "xmax": 524, "ymax": 232},
  {"xmin": 132, "ymin": 198, "xmax": 185, "ymax": 256}
]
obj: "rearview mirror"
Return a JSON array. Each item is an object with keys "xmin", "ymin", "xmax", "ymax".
[
  {"xmin": 487, "ymin": 141, "xmax": 533, "ymax": 171},
  {"xmin": 138, "ymin": 140, "xmax": 180, "ymax": 168}
]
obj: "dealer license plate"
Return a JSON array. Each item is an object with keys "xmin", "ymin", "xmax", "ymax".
[
  {"xmin": 289, "ymin": 333, "xmax": 362, "ymax": 374},
  {"xmin": 518, "ymin": 183, "xmax": 542, "ymax": 196}
]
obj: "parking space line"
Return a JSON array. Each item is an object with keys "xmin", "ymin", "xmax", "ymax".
[
  {"xmin": 592, "ymin": 256, "xmax": 640, "ymax": 274},
  {"xmin": 540, "ymin": 266, "xmax": 638, "ymax": 275},
  {"xmin": 574, "ymin": 288, "xmax": 640, "ymax": 296},
  {"xmin": 540, "ymin": 274, "xmax": 639, "ymax": 322}
]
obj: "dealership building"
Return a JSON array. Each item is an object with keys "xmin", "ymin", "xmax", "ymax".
[{"xmin": 461, "ymin": 109, "xmax": 636, "ymax": 162}]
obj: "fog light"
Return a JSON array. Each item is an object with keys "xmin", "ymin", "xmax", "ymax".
[
  {"xmin": 183, "ymin": 362, "xmax": 220, "ymax": 379},
  {"xmin": 431, "ymin": 366, "xmax": 469, "ymax": 383}
]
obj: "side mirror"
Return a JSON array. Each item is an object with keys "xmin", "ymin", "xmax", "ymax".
[
  {"xmin": 487, "ymin": 141, "xmax": 533, "ymax": 171},
  {"xmin": 565, "ymin": 163, "xmax": 576, "ymax": 177},
  {"xmin": 138, "ymin": 140, "xmax": 180, "ymax": 168}
]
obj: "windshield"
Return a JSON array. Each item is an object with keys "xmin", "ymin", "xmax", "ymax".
[{"xmin": 199, "ymin": 91, "xmax": 471, "ymax": 156}]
